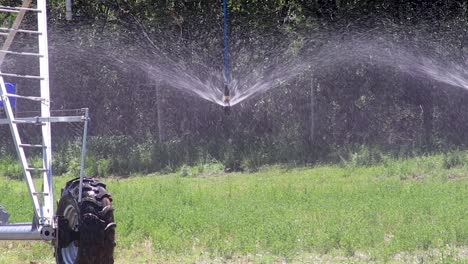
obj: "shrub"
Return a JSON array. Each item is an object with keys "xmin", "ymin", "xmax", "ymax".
[
  {"xmin": 443, "ymin": 150, "xmax": 467, "ymax": 169},
  {"xmin": 346, "ymin": 145, "xmax": 384, "ymax": 167},
  {"xmin": 0, "ymin": 156, "xmax": 22, "ymax": 179}
]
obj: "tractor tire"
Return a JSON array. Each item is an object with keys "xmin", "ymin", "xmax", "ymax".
[{"xmin": 55, "ymin": 177, "xmax": 116, "ymax": 264}]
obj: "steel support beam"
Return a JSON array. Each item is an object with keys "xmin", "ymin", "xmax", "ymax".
[{"xmin": 0, "ymin": 223, "xmax": 41, "ymax": 240}]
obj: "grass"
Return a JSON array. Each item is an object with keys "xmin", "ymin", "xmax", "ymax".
[{"xmin": 0, "ymin": 154, "xmax": 466, "ymax": 263}]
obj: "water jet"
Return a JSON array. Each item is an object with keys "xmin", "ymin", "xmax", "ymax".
[{"xmin": 223, "ymin": 83, "xmax": 231, "ymax": 114}]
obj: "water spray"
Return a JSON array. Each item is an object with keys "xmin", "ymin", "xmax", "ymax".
[
  {"xmin": 223, "ymin": 83, "xmax": 231, "ymax": 114},
  {"xmin": 222, "ymin": 0, "xmax": 231, "ymax": 114}
]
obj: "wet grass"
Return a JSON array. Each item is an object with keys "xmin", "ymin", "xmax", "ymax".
[{"xmin": 0, "ymin": 154, "xmax": 466, "ymax": 263}]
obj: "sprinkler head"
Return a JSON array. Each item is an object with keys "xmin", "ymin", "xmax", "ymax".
[{"xmin": 223, "ymin": 83, "xmax": 231, "ymax": 115}]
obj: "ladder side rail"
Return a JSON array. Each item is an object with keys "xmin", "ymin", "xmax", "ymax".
[
  {"xmin": 0, "ymin": 0, "xmax": 47, "ymax": 226},
  {"xmin": 0, "ymin": 0, "xmax": 32, "ymax": 67},
  {"xmin": 0, "ymin": 77, "xmax": 43, "ymax": 221},
  {"xmin": 37, "ymin": 0, "xmax": 54, "ymax": 224},
  {"xmin": 78, "ymin": 109, "xmax": 89, "ymax": 203}
]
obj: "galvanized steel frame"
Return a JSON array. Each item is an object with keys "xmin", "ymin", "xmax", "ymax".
[{"xmin": 0, "ymin": 0, "xmax": 88, "ymax": 241}]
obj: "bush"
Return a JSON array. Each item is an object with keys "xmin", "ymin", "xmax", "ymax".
[
  {"xmin": 346, "ymin": 145, "xmax": 384, "ymax": 167},
  {"xmin": 223, "ymin": 145, "xmax": 241, "ymax": 172},
  {"xmin": 4, "ymin": 133, "xmax": 465, "ymax": 178},
  {"xmin": 97, "ymin": 159, "xmax": 111, "ymax": 177},
  {"xmin": 0, "ymin": 156, "xmax": 22, "ymax": 179},
  {"xmin": 443, "ymin": 150, "xmax": 467, "ymax": 169},
  {"xmin": 52, "ymin": 139, "xmax": 83, "ymax": 176}
]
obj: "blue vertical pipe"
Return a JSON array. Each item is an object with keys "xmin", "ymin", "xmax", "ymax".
[{"xmin": 223, "ymin": 0, "xmax": 229, "ymax": 84}]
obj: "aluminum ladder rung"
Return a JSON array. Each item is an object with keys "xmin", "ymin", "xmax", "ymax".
[
  {"xmin": 0, "ymin": 5, "xmax": 41, "ymax": 13},
  {"xmin": 19, "ymin": 144, "xmax": 46, "ymax": 148},
  {"xmin": 0, "ymin": 8, "xmax": 19, "ymax": 13},
  {"xmin": 0, "ymin": 116, "xmax": 85, "ymax": 125},
  {"xmin": 0, "ymin": 73, "xmax": 44, "ymax": 80},
  {"xmin": 3, "ymin": 93, "xmax": 47, "ymax": 102},
  {"xmin": 0, "ymin": 27, "xmax": 42, "ymax": 35},
  {"xmin": 0, "ymin": 50, "xmax": 43, "ymax": 57},
  {"xmin": 32, "ymin": 192, "xmax": 49, "ymax": 196},
  {"xmin": 26, "ymin": 168, "xmax": 48, "ymax": 172},
  {"xmin": 12, "ymin": 119, "xmax": 46, "ymax": 125}
]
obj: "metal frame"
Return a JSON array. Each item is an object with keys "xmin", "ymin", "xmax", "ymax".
[
  {"xmin": 0, "ymin": 106, "xmax": 89, "ymax": 241},
  {"xmin": 0, "ymin": 0, "xmax": 88, "ymax": 241}
]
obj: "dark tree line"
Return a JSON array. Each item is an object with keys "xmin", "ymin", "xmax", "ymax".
[{"xmin": 1, "ymin": 0, "xmax": 468, "ymax": 174}]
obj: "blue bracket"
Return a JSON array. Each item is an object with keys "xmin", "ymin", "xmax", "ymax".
[{"xmin": 0, "ymin": 83, "xmax": 16, "ymax": 109}]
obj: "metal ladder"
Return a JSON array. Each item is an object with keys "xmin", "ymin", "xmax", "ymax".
[{"xmin": 0, "ymin": 0, "xmax": 54, "ymax": 235}]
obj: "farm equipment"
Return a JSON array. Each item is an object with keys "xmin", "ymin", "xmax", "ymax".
[{"xmin": 0, "ymin": 1, "xmax": 115, "ymax": 263}]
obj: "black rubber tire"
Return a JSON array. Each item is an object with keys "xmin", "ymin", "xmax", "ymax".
[{"xmin": 55, "ymin": 177, "xmax": 116, "ymax": 264}]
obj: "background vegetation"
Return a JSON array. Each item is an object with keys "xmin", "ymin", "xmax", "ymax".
[
  {"xmin": 0, "ymin": 155, "xmax": 467, "ymax": 263},
  {"xmin": 0, "ymin": 1, "xmax": 467, "ymax": 263},
  {"xmin": 1, "ymin": 0, "xmax": 468, "ymax": 175}
]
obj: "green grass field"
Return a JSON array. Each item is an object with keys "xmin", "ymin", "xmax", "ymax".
[{"xmin": 0, "ymin": 154, "xmax": 467, "ymax": 263}]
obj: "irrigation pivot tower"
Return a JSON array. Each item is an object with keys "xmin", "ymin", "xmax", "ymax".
[{"xmin": 0, "ymin": 1, "xmax": 115, "ymax": 263}]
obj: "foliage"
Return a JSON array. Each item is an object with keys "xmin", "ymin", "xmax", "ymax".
[
  {"xmin": 0, "ymin": 156, "xmax": 21, "ymax": 180},
  {"xmin": 1, "ymin": 137, "xmax": 467, "ymax": 178},
  {"xmin": 443, "ymin": 150, "xmax": 467, "ymax": 169},
  {"xmin": 2, "ymin": 0, "xmax": 468, "ymax": 173},
  {"xmin": 0, "ymin": 158, "xmax": 466, "ymax": 262}
]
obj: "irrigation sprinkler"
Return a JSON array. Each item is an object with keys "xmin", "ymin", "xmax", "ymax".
[
  {"xmin": 223, "ymin": 83, "xmax": 231, "ymax": 114},
  {"xmin": 222, "ymin": 0, "xmax": 231, "ymax": 114},
  {"xmin": 0, "ymin": 1, "xmax": 115, "ymax": 263}
]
